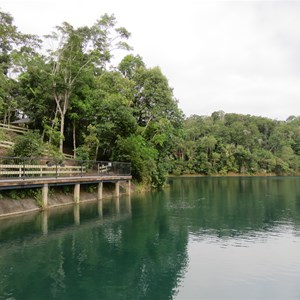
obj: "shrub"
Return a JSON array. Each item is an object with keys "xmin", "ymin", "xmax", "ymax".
[{"xmin": 12, "ymin": 130, "xmax": 44, "ymax": 158}]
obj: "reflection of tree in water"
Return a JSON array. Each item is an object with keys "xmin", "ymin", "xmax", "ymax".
[
  {"xmin": 167, "ymin": 177, "xmax": 300, "ymax": 238},
  {"xmin": 2, "ymin": 177, "xmax": 300, "ymax": 299},
  {"xmin": 0, "ymin": 194, "xmax": 189, "ymax": 300}
]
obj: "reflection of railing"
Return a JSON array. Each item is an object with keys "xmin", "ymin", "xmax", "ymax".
[
  {"xmin": 0, "ymin": 141, "xmax": 75, "ymax": 159},
  {"xmin": 0, "ymin": 157, "xmax": 131, "ymax": 179}
]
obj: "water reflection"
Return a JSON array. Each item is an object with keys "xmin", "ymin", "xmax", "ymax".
[
  {"xmin": 166, "ymin": 177, "xmax": 300, "ymax": 300},
  {"xmin": 166, "ymin": 176, "xmax": 300, "ymax": 238},
  {"xmin": 0, "ymin": 177, "xmax": 300, "ymax": 299},
  {"xmin": 0, "ymin": 193, "xmax": 189, "ymax": 300},
  {"xmin": 0, "ymin": 196, "xmax": 132, "ymax": 244}
]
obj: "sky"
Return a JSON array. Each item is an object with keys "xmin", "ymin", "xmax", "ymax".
[{"xmin": 1, "ymin": 0, "xmax": 300, "ymax": 120}]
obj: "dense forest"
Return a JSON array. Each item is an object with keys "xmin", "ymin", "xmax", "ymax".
[
  {"xmin": 0, "ymin": 9, "xmax": 300, "ymax": 188},
  {"xmin": 174, "ymin": 112, "xmax": 300, "ymax": 176}
]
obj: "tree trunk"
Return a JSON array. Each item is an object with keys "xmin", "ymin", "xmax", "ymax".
[
  {"xmin": 73, "ymin": 120, "xmax": 76, "ymax": 159},
  {"xmin": 3, "ymin": 111, "xmax": 7, "ymax": 124},
  {"xmin": 95, "ymin": 144, "xmax": 99, "ymax": 161},
  {"xmin": 59, "ymin": 114, "xmax": 65, "ymax": 153}
]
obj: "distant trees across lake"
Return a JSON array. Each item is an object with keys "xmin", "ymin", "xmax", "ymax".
[{"xmin": 172, "ymin": 112, "xmax": 300, "ymax": 176}]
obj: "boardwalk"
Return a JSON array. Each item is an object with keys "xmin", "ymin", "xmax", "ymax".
[{"xmin": 0, "ymin": 156, "xmax": 132, "ymax": 209}]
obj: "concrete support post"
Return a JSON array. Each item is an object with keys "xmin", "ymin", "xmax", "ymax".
[
  {"xmin": 74, "ymin": 184, "xmax": 80, "ymax": 203},
  {"xmin": 42, "ymin": 184, "xmax": 48, "ymax": 209},
  {"xmin": 115, "ymin": 181, "xmax": 120, "ymax": 197},
  {"xmin": 98, "ymin": 182, "xmax": 103, "ymax": 200}
]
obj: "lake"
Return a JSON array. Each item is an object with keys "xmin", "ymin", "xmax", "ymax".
[{"xmin": 0, "ymin": 177, "xmax": 300, "ymax": 299}]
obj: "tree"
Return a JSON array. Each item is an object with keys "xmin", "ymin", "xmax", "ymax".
[
  {"xmin": 88, "ymin": 94, "xmax": 137, "ymax": 159},
  {"xmin": 178, "ymin": 112, "xmax": 300, "ymax": 176},
  {"xmin": 0, "ymin": 10, "xmax": 21, "ymax": 76},
  {"xmin": 0, "ymin": 9, "xmax": 40, "ymax": 123},
  {"xmin": 45, "ymin": 14, "xmax": 132, "ymax": 152},
  {"xmin": 18, "ymin": 54, "xmax": 54, "ymax": 130},
  {"xmin": 119, "ymin": 55, "xmax": 184, "ymax": 185},
  {"xmin": 118, "ymin": 54, "xmax": 145, "ymax": 79},
  {"xmin": 112, "ymin": 135, "xmax": 158, "ymax": 186},
  {"xmin": 0, "ymin": 74, "xmax": 18, "ymax": 123}
]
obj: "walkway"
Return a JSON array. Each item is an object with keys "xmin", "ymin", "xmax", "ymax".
[{"xmin": 0, "ymin": 156, "xmax": 132, "ymax": 209}]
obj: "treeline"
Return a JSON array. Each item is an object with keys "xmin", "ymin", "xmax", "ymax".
[
  {"xmin": 172, "ymin": 112, "xmax": 300, "ymax": 176},
  {"xmin": 0, "ymin": 10, "xmax": 183, "ymax": 187},
  {"xmin": 1, "ymin": 10, "xmax": 299, "ymax": 188}
]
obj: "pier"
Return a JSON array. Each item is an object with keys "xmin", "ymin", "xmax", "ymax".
[{"xmin": 0, "ymin": 156, "xmax": 131, "ymax": 209}]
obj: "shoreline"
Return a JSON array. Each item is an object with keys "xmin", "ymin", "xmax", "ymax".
[
  {"xmin": 168, "ymin": 172, "xmax": 282, "ymax": 177},
  {"xmin": 0, "ymin": 173, "xmax": 297, "ymax": 217}
]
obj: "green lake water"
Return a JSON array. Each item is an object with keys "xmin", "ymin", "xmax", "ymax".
[{"xmin": 1, "ymin": 177, "xmax": 300, "ymax": 299}]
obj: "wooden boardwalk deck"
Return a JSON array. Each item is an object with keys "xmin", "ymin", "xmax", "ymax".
[
  {"xmin": 0, "ymin": 174, "xmax": 132, "ymax": 189},
  {"xmin": 0, "ymin": 157, "xmax": 132, "ymax": 210}
]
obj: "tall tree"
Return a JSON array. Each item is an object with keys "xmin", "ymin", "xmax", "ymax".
[
  {"xmin": 0, "ymin": 9, "xmax": 40, "ymax": 123},
  {"xmin": 118, "ymin": 55, "xmax": 184, "ymax": 185},
  {"xmin": 45, "ymin": 14, "xmax": 131, "ymax": 152}
]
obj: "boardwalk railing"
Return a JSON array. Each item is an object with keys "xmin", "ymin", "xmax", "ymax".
[
  {"xmin": 0, "ymin": 123, "xmax": 28, "ymax": 134},
  {"xmin": 0, "ymin": 157, "xmax": 131, "ymax": 179},
  {"xmin": 0, "ymin": 141, "xmax": 14, "ymax": 149},
  {"xmin": 0, "ymin": 140, "xmax": 75, "ymax": 159}
]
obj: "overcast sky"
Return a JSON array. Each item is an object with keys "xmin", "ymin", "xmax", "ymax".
[{"xmin": 1, "ymin": 0, "xmax": 300, "ymax": 120}]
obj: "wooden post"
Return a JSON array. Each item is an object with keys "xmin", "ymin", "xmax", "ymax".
[
  {"xmin": 115, "ymin": 181, "xmax": 120, "ymax": 197},
  {"xmin": 42, "ymin": 184, "xmax": 48, "ymax": 209},
  {"xmin": 74, "ymin": 184, "xmax": 80, "ymax": 203},
  {"xmin": 98, "ymin": 182, "xmax": 103, "ymax": 200}
]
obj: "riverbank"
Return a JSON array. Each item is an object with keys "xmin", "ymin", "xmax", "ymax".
[
  {"xmin": 0, "ymin": 173, "xmax": 283, "ymax": 217},
  {"xmin": 168, "ymin": 172, "xmax": 278, "ymax": 177}
]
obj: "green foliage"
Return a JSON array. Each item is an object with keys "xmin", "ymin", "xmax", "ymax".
[
  {"xmin": 88, "ymin": 92, "xmax": 137, "ymax": 159},
  {"xmin": 79, "ymin": 125, "xmax": 99, "ymax": 160},
  {"xmin": 75, "ymin": 145, "xmax": 90, "ymax": 161},
  {"xmin": 10, "ymin": 8, "xmax": 300, "ymax": 187},
  {"xmin": 0, "ymin": 188, "xmax": 40, "ymax": 201},
  {"xmin": 32, "ymin": 189, "xmax": 42, "ymax": 207},
  {"xmin": 0, "ymin": 10, "xmax": 41, "ymax": 123},
  {"xmin": 83, "ymin": 184, "xmax": 97, "ymax": 193},
  {"xmin": 11, "ymin": 130, "xmax": 44, "ymax": 158},
  {"xmin": 113, "ymin": 135, "xmax": 158, "ymax": 186},
  {"xmin": 175, "ymin": 112, "xmax": 300, "ymax": 176},
  {"xmin": 61, "ymin": 185, "xmax": 72, "ymax": 195},
  {"xmin": 0, "ymin": 8, "xmax": 185, "ymax": 187},
  {"xmin": 43, "ymin": 118, "xmax": 62, "ymax": 147}
]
